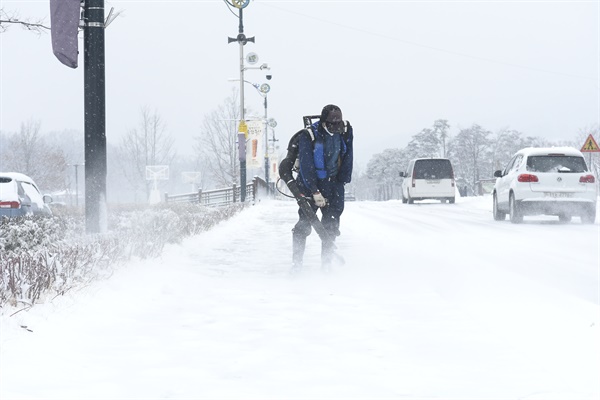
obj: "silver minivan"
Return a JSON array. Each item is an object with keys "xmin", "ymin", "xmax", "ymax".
[{"xmin": 400, "ymin": 158, "xmax": 456, "ymax": 204}]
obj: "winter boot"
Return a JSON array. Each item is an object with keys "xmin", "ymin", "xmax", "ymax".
[
  {"xmin": 292, "ymin": 232, "xmax": 307, "ymax": 272},
  {"xmin": 321, "ymin": 239, "xmax": 335, "ymax": 271}
]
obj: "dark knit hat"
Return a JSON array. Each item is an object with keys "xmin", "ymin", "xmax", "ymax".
[
  {"xmin": 320, "ymin": 104, "xmax": 342, "ymax": 123},
  {"xmin": 320, "ymin": 104, "xmax": 344, "ymax": 134}
]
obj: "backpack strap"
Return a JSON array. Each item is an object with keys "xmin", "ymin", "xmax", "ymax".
[
  {"xmin": 291, "ymin": 128, "xmax": 316, "ymax": 173},
  {"xmin": 305, "ymin": 127, "xmax": 315, "ymax": 142}
]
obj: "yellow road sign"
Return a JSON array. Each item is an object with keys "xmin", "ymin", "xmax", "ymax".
[
  {"xmin": 581, "ymin": 134, "xmax": 600, "ymax": 152},
  {"xmin": 238, "ymin": 120, "xmax": 248, "ymax": 139}
]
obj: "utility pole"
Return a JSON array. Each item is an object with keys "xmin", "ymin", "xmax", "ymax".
[
  {"xmin": 263, "ymin": 94, "xmax": 269, "ymax": 192},
  {"xmin": 227, "ymin": 1, "xmax": 253, "ymax": 202},
  {"xmin": 48, "ymin": 0, "xmax": 106, "ymax": 231},
  {"xmin": 69, "ymin": 163, "xmax": 84, "ymax": 207},
  {"xmin": 83, "ymin": 0, "xmax": 107, "ymax": 233},
  {"xmin": 267, "ymin": 119, "xmax": 278, "ymax": 195}
]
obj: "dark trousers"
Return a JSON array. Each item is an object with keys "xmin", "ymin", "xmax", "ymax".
[{"xmin": 292, "ymin": 180, "xmax": 345, "ymax": 266}]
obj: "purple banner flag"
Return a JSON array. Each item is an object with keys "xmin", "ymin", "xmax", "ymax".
[{"xmin": 49, "ymin": 0, "xmax": 81, "ymax": 68}]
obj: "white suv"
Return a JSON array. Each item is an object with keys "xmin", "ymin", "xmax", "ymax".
[
  {"xmin": 400, "ymin": 158, "xmax": 456, "ymax": 204},
  {"xmin": 492, "ymin": 147, "xmax": 597, "ymax": 224}
]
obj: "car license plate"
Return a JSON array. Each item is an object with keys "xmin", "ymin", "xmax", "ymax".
[
  {"xmin": 544, "ymin": 192, "xmax": 573, "ymax": 198},
  {"xmin": 426, "ymin": 180, "xmax": 440, "ymax": 184}
]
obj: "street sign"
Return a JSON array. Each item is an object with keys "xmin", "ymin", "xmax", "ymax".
[
  {"xmin": 246, "ymin": 52, "xmax": 258, "ymax": 65},
  {"xmin": 145, "ymin": 165, "xmax": 169, "ymax": 180},
  {"xmin": 146, "ymin": 165, "xmax": 169, "ymax": 205},
  {"xmin": 238, "ymin": 120, "xmax": 248, "ymax": 139},
  {"xmin": 182, "ymin": 171, "xmax": 202, "ymax": 184},
  {"xmin": 259, "ymin": 83, "xmax": 270, "ymax": 93},
  {"xmin": 580, "ymin": 134, "xmax": 600, "ymax": 152},
  {"xmin": 232, "ymin": 0, "xmax": 250, "ymax": 9}
]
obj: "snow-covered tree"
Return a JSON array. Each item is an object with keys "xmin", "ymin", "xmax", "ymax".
[
  {"xmin": 404, "ymin": 119, "xmax": 450, "ymax": 160},
  {"xmin": 405, "ymin": 128, "xmax": 438, "ymax": 159},
  {"xmin": 490, "ymin": 128, "xmax": 528, "ymax": 172},
  {"xmin": 447, "ymin": 124, "xmax": 493, "ymax": 194},
  {"xmin": 366, "ymin": 148, "xmax": 407, "ymax": 200},
  {"xmin": 433, "ymin": 119, "xmax": 450, "ymax": 157}
]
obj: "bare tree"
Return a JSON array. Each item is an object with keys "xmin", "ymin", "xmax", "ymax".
[
  {"xmin": 0, "ymin": 8, "xmax": 49, "ymax": 33},
  {"xmin": 0, "ymin": 119, "xmax": 67, "ymax": 190},
  {"xmin": 194, "ymin": 89, "xmax": 240, "ymax": 188},
  {"xmin": 10, "ymin": 119, "xmax": 42, "ymax": 174},
  {"xmin": 115, "ymin": 107, "xmax": 176, "ymax": 200}
]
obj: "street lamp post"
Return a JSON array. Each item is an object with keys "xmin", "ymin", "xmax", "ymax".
[
  {"xmin": 227, "ymin": 1, "xmax": 254, "ymax": 202},
  {"xmin": 262, "ymin": 93, "xmax": 269, "ymax": 191},
  {"xmin": 228, "ymin": 78, "xmax": 272, "ymax": 192},
  {"xmin": 73, "ymin": 163, "xmax": 83, "ymax": 207},
  {"xmin": 267, "ymin": 118, "xmax": 278, "ymax": 196}
]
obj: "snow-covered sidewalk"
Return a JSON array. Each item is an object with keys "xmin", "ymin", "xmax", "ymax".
[{"xmin": 1, "ymin": 198, "xmax": 599, "ymax": 400}]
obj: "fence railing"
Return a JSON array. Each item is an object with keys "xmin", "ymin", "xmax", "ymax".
[{"xmin": 164, "ymin": 176, "xmax": 269, "ymax": 207}]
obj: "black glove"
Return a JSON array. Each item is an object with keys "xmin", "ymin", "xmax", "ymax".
[{"xmin": 344, "ymin": 120, "xmax": 353, "ymax": 139}]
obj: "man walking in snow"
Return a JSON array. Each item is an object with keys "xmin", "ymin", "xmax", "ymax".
[{"xmin": 288, "ymin": 104, "xmax": 354, "ymax": 271}]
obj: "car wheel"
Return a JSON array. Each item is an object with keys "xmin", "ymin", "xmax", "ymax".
[
  {"xmin": 401, "ymin": 192, "xmax": 407, "ymax": 204},
  {"xmin": 448, "ymin": 197, "xmax": 455, "ymax": 204},
  {"xmin": 558, "ymin": 214, "xmax": 572, "ymax": 223},
  {"xmin": 407, "ymin": 193, "xmax": 414, "ymax": 204},
  {"xmin": 493, "ymin": 193, "xmax": 506, "ymax": 221},
  {"xmin": 509, "ymin": 193, "xmax": 523, "ymax": 224},
  {"xmin": 581, "ymin": 206, "xmax": 596, "ymax": 224}
]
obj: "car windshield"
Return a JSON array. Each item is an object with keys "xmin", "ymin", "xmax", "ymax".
[
  {"xmin": 413, "ymin": 160, "xmax": 453, "ymax": 179},
  {"xmin": 526, "ymin": 155, "xmax": 587, "ymax": 173}
]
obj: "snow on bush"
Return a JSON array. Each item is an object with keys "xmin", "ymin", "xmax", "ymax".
[{"xmin": 0, "ymin": 203, "xmax": 246, "ymax": 309}]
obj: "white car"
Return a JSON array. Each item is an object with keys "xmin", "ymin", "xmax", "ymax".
[
  {"xmin": 492, "ymin": 147, "xmax": 597, "ymax": 224},
  {"xmin": 0, "ymin": 172, "xmax": 53, "ymax": 217},
  {"xmin": 400, "ymin": 158, "xmax": 456, "ymax": 204}
]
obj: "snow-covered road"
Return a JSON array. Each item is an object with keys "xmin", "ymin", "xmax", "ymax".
[{"xmin": 2, "ymin": 196, "xmax": 599, "ymax": 400}]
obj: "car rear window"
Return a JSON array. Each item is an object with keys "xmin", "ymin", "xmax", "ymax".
[
  {"xmin": 526, "ymin": 155, "xmax": 587, "ymax": 173},
  {"xmin": 0, "ymin": 179, "xmax": 18, "ymax": 200},
  {"xmin": 414, "ymin": 159, "xmax": 453, "ymax": 179}
]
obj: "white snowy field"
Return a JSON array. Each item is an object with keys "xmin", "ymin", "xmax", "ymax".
[{"xmin": 1, "ymin": 195, "xmax": 599, "ymax": 400}]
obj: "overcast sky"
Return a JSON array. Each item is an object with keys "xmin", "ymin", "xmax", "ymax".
[{"xmin": 1, "ymin": 0, "xmax": 598, "ymax": 167}]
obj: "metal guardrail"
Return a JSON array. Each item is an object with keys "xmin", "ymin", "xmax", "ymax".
[{"xmin": 164, "ymin": 176, "xmax": 269, "ymax": 206}]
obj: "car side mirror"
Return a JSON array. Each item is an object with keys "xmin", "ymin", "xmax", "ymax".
[
  {"xmin": 43, "ymin": 194, "xmax": 53, "ymax": 204},
  {"xmin": 493, "ymin": 170, "xmax": 502, "ymax": 178},
  {"xmin": 399, "ymin": 172, "xmax": 405, "ymax": 178}
]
